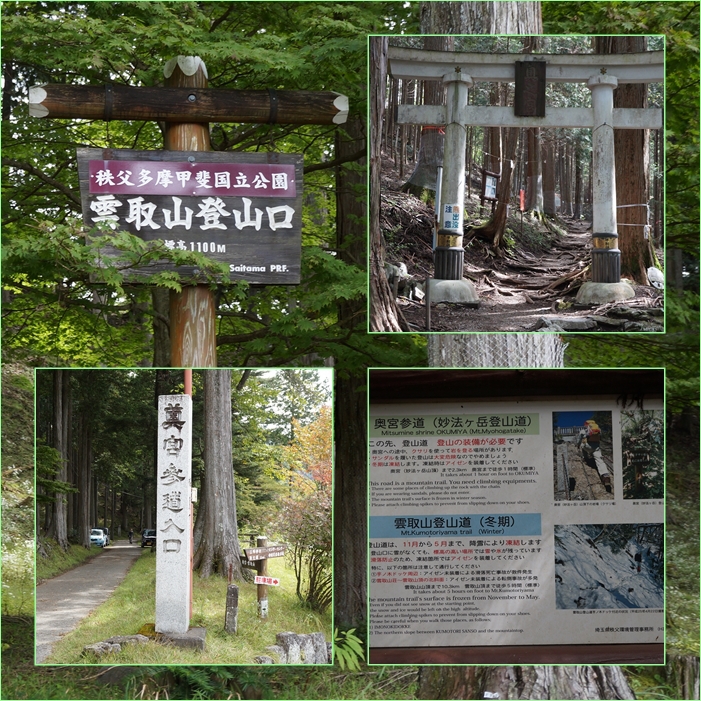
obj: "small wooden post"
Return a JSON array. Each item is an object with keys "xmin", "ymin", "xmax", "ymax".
[
  {"xmin": 164, "ymin": 56, "xmax": 217, "ymax": 367},
  {"xmin": 225, "ymin": 583, "xmax": 239, "ymax": 633},
  {"xmin": 256, "ymin": 535, "xmax": 269, "ymax": 619}
]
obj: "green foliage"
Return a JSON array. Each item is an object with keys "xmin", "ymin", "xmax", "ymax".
[
  {"xmin": 1, "ymin": 367, "xmax": 35, "ymax": 617},
  {"xmin": 35, "ymin": 440, "xmax": 75, "ymax": 505},
  {"xmin": 2, "ymin": 1, "xmax": 427, "ymax": 371},
  {"xmin": 333, "ymin": 627, "xmax": 366, "ymax": 672},
  {"xmin": 665, "ymin": 430, "xmax": 700, "ymax": 656},
  {"xmin": 1, "ymin": 617, "xmax": 116, "ymax": 700},
  {"xmin": 136, "ymin": 665, "xmax": 273, "ymax": 701},
  {"xmin": 565, "ymin": 334, "xmax": 698, "ymax": 415},
  {"xmin": 46, "ymin": 554, "xmax": 330, "ymax": 664},
  {"xmin": 275, "ymin": 407, "xmax": 332, "ymax": 612}
]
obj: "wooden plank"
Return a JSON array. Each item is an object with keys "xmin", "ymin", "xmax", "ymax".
[
  {"xmin": 514, "ymin": 60, "xmax": 546, "ymax": 117},
  {"xmin": 29, "ymin": 84, "xmax": 349, "ymax": 125}
]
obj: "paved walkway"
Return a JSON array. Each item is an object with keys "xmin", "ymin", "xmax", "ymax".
[{"xmin": 36, "ymin": 540, "xmax": 144, "ymax": 663}]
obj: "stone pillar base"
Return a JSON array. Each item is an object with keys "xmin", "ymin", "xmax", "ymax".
[
  {"xmin": 427, "ymin": 278, "xmax": 480, "ymax": 306},
  {"xmin": 575, "ymin": 281, "xmax": 635, "ymax": 306}
]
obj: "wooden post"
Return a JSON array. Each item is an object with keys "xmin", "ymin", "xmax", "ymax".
[
  {"xmin": 256, "ymin": 535, "xmax": 269, "ymax": 619},
  {"xmin": 225, "ymin": 584, "xmax": 239, "ymax": 634},
  {"xmin": 164, "ymin": 56, "xmax": 217, "ymax": 367}
]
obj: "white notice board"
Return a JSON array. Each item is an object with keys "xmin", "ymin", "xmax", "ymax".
[{"xmin": 369, "ymin": 398, "xmax": 664, "ymax": 649}]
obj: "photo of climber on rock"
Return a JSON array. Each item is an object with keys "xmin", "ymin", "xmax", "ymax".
[{"xmin": 553, "ymin": 411, "xmax": 614, "ymax": 501}]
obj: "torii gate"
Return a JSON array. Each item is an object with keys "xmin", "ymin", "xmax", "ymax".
[{"xmin": 388, "ymin": 46, "xmax": 663, "ymax": 305}]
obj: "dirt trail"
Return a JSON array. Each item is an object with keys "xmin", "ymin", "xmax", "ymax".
[
  {"xmin": 393, "ymin": 212, "xmax": 662, "ymax": 332},
  {"xmin": 36, "ymin": 540, "xmax": 143, "ymax": 663}
]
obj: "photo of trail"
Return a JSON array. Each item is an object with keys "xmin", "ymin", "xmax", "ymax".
[
  {"xmin": 553, "ymin": 411, "xmax": 613, "ymax": 500},
  {"xmin": 555, "ymin": 523, "xmax": 664, "ymax": 610}
]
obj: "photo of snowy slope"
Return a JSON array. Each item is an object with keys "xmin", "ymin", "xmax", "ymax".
[{"xmin": 554, "ymin": 523, "xmax": 663, "ymax": 610}]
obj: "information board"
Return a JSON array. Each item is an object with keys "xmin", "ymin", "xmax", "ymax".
[
  {"xmin": 77, "ymin": 148, "xmax": 303, "ymax": 284},
  {"xmin": 369, "ymin": 397, "xmax": 664, "ymax": 650}
]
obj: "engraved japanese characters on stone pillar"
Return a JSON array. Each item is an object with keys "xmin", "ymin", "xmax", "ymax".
[{"xmin": 156, "ymin": 395, "xmax": 192, "ymax": 635}]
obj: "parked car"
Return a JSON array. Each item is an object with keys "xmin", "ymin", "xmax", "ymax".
[
  {"xmin": 90, "ymin": 528, "xmax": 107, "ymax": 548},
  {"xmin": 141, "ymin": 529, "xmax": 156, "ymax": 548},
  {"xmin": 99, "ymin": 527, "xmax": 110, "ymax": 546}
]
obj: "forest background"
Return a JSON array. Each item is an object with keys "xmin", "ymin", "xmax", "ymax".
[{"xmin": 1, "ymin": 1, "xmax": 698, "ymax": 699}]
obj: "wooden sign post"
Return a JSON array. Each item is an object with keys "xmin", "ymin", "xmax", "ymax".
[
  {"xmin": 164, "ymin": 56, "xmax": 215, "ymax": 367},
  {"xmin": 243, "ymin": 538, "xmax": 287, "ymax": 619},
  {"xmin": 30, "ymin": 56, "xmax": 348, "ymax": 367}
]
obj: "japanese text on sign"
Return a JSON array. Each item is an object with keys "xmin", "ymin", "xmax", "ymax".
[
  {"xmin": 89, "ymin": 194, "xmax": 295, "ymax": 233},
  {"xmin": 89, "ymin": 160, "xmax": 296, "ymax": 198},
  {"xmin": 371, "ymin": 413, "xmax": 539, "ymax": 437}
]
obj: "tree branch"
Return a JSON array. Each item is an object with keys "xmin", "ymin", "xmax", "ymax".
[
  {"xmin": 304, "ymin": 148, "xmax": 366, "ymax": 174},
  {"xmin": 2, "ymin": 158, "xmax": 82, "ymax": 207}
]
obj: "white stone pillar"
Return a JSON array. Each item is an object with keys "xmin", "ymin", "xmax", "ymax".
[
  {"xmin": 435, "ymin": 69, "xmax": 473, "ymax": 280},
  {"xmin": 587, "ymin": 73, "xmax": 620, "ymax": 283},
  {"xmin": 156, "ymin": 394, "xmax": 192, "ymax": 635}
]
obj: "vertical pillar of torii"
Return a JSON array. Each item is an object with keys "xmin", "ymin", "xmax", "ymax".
[
  {"xmin": 430, "ymin": 68, "xmax": 480, "ymax": 306},
  {"xmin": 575, "ymin": 73, "xmax": 635, "ymax": 303}
]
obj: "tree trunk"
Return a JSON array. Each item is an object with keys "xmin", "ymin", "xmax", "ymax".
[
  {"xmin": 77, "ymin": 414, "xmax": 92, "ymax": 548},
  {"xmin": 193, "ymin": 369, "xmax": 247, "ymax": 580},
  {"xmin": 53, "ymin": 369, "xmax": 69, "ymax": 550},
  {"xmin": 475, "ymin": 125, "xmax": 519, "ymax": 247},
  {"xmin": 573, "ymin": 139, "xmax": 583, "ymax": 219},
  {"xmin": 418, "ymin": 4, "xmax": 634, "ymax": 699},
  {"xmin": 543, "ymin": 132, "xmax": 557, "ymax": 215},
  {"xmin": 526, "ymin": 127, "xmax": 544, "ymax": 213},
  {"xmin": 334, "ymin": 112, "xmax": 369, "ymax": 627},
  {"xmin": 66, "ymin": 381, "xmax": 74, "ymax": 538},
  {"xmin": 419, "ymin": 665, "xmax": 635, "ymax": 699},
  {"xmin": 428, "ymin": 333, "xmax": 565, "ymax": 368},
  {"xmin": 151, "ymin": 287, "xmax": 171, "ymax": 367},
  {"xmin": 370, "ymin": 36, "xmax": 408, "ymax": 332},
  {"xmin": 401, "ymin": 35, "xmax": 451, "ymax": 196},
  {"xmin": 596, "ymin": 36, "xmax": 652, "ymax": 283},
  {"xmin": 666, "ymin": 652, "xmax": 700, "ymax": 701},
  {"xmin": 334, "ymin": 371, "xmax": 367, "ymax": 627}
]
